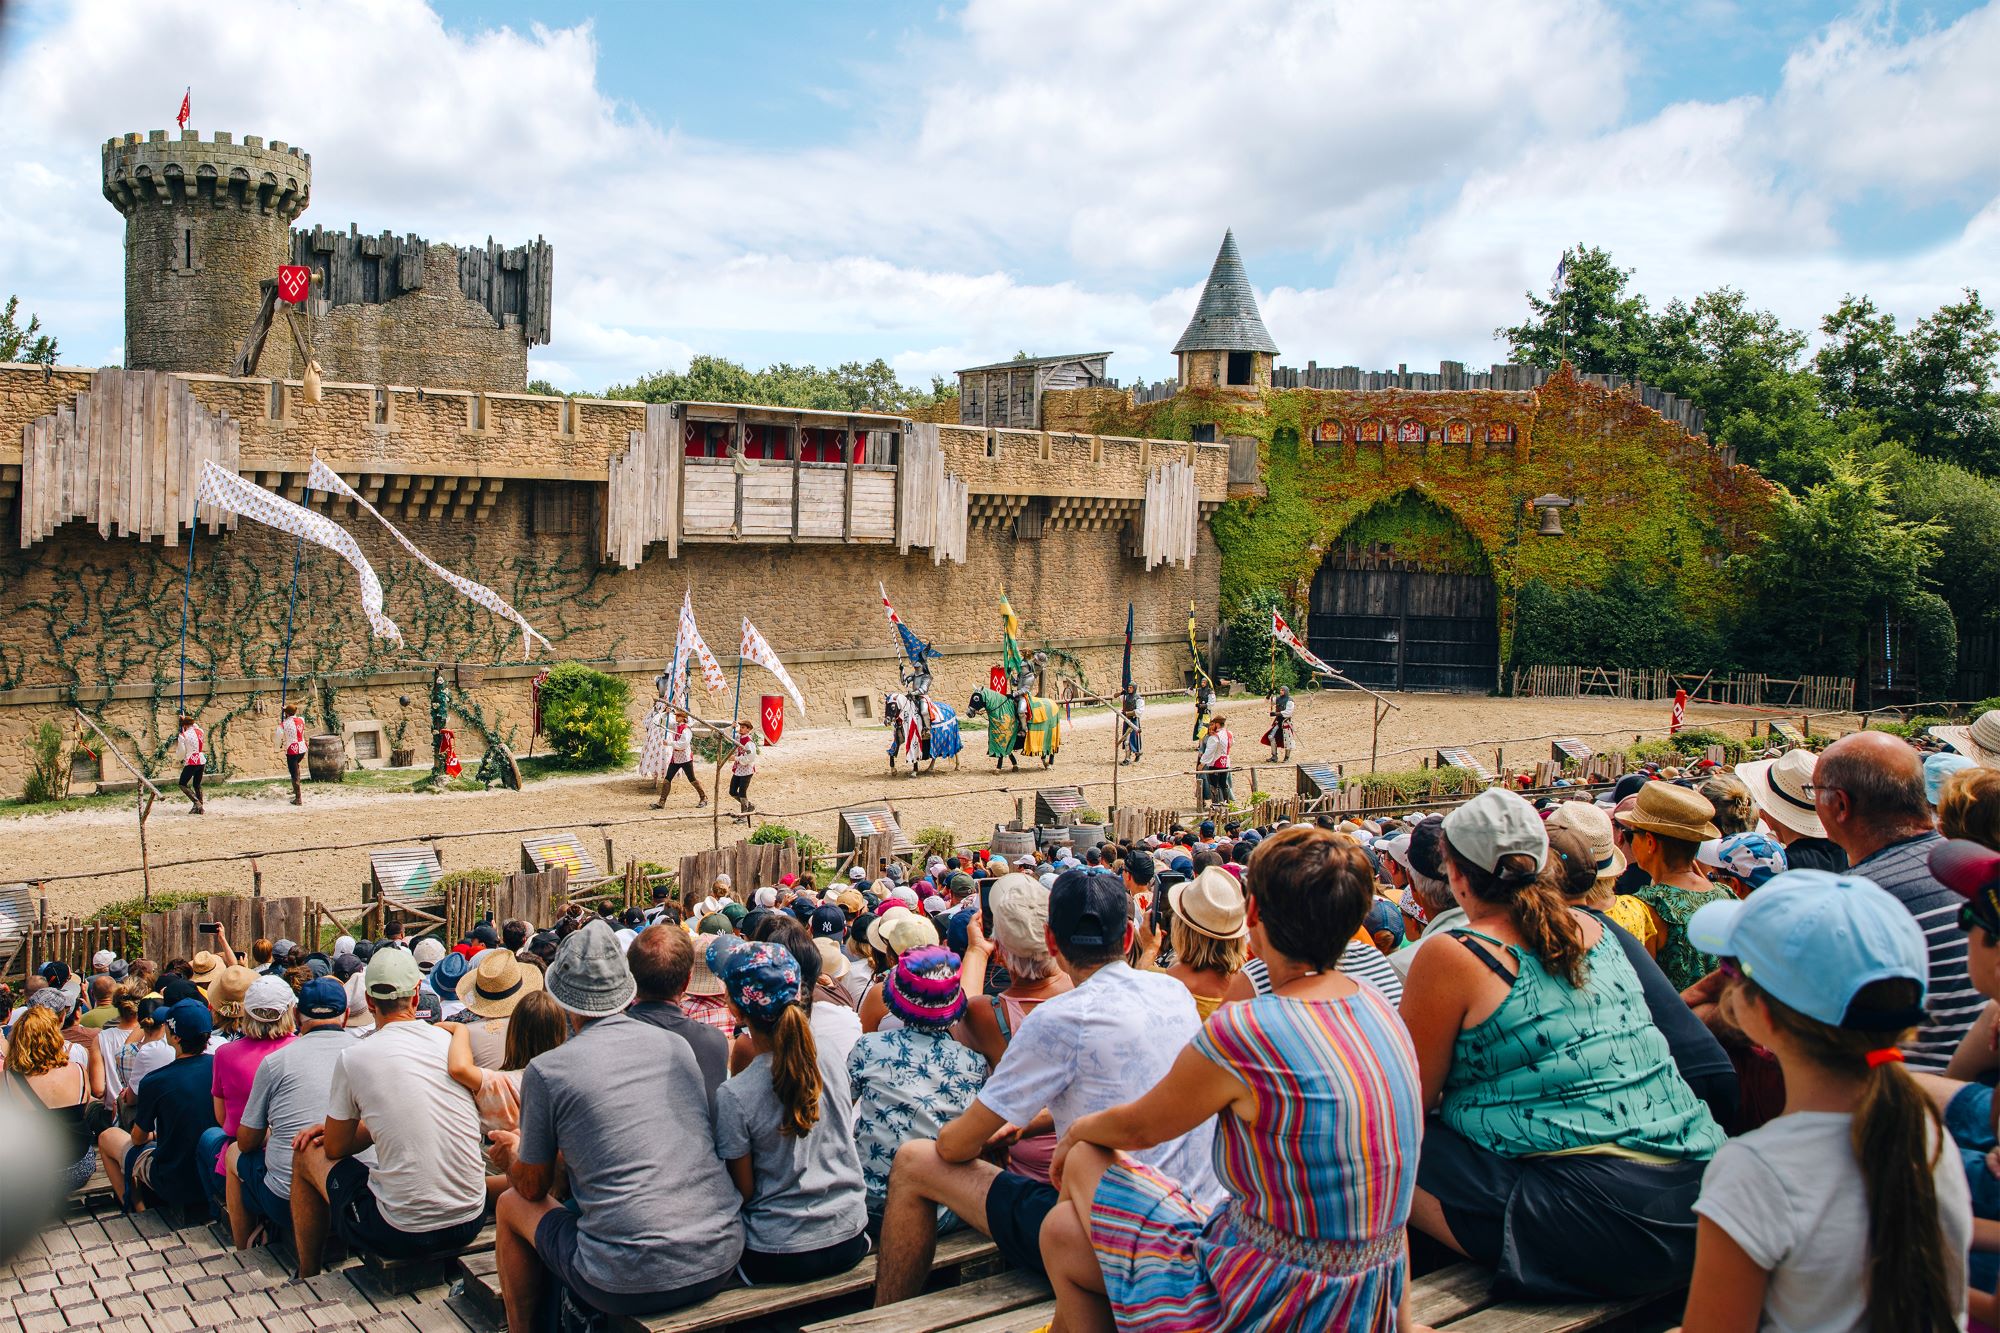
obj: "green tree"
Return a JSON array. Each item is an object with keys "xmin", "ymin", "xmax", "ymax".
[
  {"xmin": 0, "ymin": 295, "xmax": 58, "ymax": 365},
  {"xmin": 1498, "ymin": 245, "xmax": 1655, "ymax": 376},
  {"xmin": 1217, "ymin": 589, "xmax": 1301, "ymax": 694},
  {"xmin": 525, "ymin": 378, "xmax": 563, "ymax": 397},
  {"xmin": 1637, "ymin": 287, "xmax": 1829, "ymax": 475},
  {"xmin": 1732, "ymin": 453, "xmax": 1942, "ymax": 676},
  {"xmin": 1877, "ymin": 443, "xmax": 2000, "ymax": 628},
  {"xmin": 1889, "ymin": 290, "xmax": 2000, "ymax": 475},
  {"xmin": 1815, "ymin": 294, "xmax": 1900, "ymax": 418},
  {"xmin": 605, "ymin": 354, "xmax": 949, "ymax": 413}
]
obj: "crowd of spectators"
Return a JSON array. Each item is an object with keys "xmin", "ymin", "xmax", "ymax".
[{"xmin": 4, "ymin": 726, "xmax": 1999, "ymax": 1333}]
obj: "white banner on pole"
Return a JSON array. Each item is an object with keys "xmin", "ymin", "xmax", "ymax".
[
  {"xmin": 740, "ymin": 618, "xmax": 807, "ymax": 717},
  {"xmin": 307, "ymin": 460, "xmax": 550, "ymax": 658},
  {"xmin": 193, "ymin": 461, "xmax": 401, "ymax": 642}
]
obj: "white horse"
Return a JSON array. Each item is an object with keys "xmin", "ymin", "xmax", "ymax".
[{"xmin": 883, "ymin": 691, "xmax": 963, "ymax": 775}]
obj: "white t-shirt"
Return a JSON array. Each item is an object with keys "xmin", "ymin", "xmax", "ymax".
[
  {"xmin": 809, "ymin": 998, "xmax": 863, "ymax": 1073},
  {"xmin": 326, "ymin": 1019, "xmax": 485, "ymax": 1233},
  {"xmin": 1693, "ymin": 1111, "xmax": 1971, "ymax": 1333},
  {"xmin": 97, "ymin": 1027, "xmax": 134, "ymax": 1100},
  {"xmin": 976, "ymin": 962, "xmax": 1222, "ymax": 1210}
]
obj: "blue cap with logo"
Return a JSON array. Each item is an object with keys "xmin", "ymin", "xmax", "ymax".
[
  {"xmin": 297, "ymin": 976, "xmax": 350, "ymax": 1020},
  {"xmin": 163, "ymin": 998, "xmax": 213, "ymax": 1042},
  {"xmin": 1688, "ymin": 868, "xmax": 1928, "ymax": 1031}
]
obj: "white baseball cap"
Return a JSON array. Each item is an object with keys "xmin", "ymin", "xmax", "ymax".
[
  {"xmin": 412, "ymin": 938, "xmax": 447, "ymax": 970},
  {"xmin": 92, "ymin": 950, "xmax": 116, "ymax": 970}
]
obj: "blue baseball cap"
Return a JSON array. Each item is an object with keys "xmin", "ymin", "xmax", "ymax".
[
  {"xmin": 163, "ymin": 998, "xmax": 213, "ymax": 1042},
  {"xmin": 705, "ymin": 936, "xmax": 799, "ymax": 1025},
  {"xmin": 1926, "ymin": 752, "xmax": 1976, "ymax": 806},
  {"xmin": 1688, "ymin": 869, "xmax": 1928, "ymax": 1031},
  {"xmin": 297, "ymin": 976, "xmax": 349, "ymax": 1020},
  {"xmin": 809, "ymin": 905, "xmax": 848, "ymax": 939}
]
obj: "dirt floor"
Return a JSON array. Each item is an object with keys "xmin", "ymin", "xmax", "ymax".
[{"xmin": 6, "ymin": 691, "xmax": 1842, "ymax": 918}]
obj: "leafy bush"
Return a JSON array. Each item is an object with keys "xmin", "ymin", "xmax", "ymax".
[
  {"xmin": 85, "ymin": 889, "xmax": 212, "ymax": 941},
  {"xmin": 437, "ymin": 868, "xmax": 504, "ymax": 894},
  {"xmin": 21, "ymin": 721, "xmax": 67, "ymax": 803},
  {"xmin": 1217, "ymin": 589, "xmax": 1302, "ymax": 694},
  {"xmin": 911, "ymin": 825, "xmax": 959, "ymax": 864},
  {"xmin": 1900, "ymin": 590, "xmax": 1959, "ymax": 699},
  {"xmin": 1338, "ymin": 766, "xmax": 1477, "ymax": 806},
  {"xmin": 1510, "ymin": 566, "xmax": 1729, "ymax": 671},
  {"xmin": 537, "ymin": 663, "xmax": 632, "ymax": 768},
  {"xmin": 749, "ymin": 822, "xmax": 829, "ymax": 869}
]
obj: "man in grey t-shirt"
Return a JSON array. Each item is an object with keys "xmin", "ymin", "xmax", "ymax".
[
  {"xmin": 234, "ymin": 978, "xmax": 360, "ymax": 1242},
  {"xmin": 494, "ymin": 922, "xmax": 742, "ymax": 1331}
]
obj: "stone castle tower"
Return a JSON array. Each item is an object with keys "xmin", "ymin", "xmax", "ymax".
[
  {"xmin": 102, "ymin": 129, "xmax": 550, "ymax": 392},
  {"xmin": 102, "ymin": 130, "xmax": 312, "ymax": 379},
  {"xmin": 1175, "ymin": 229, "xmax": 1278, "ymax": 391}
]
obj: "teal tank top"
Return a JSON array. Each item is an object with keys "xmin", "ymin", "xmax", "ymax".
[{"xmin": 1439, "ymin": 926, "xmax": 1725, "ymax": 1161}]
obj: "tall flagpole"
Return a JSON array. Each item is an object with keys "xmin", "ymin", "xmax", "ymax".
[{"xmin": 177, "ymin": 502, "xmax": 199, "ymax": 716}]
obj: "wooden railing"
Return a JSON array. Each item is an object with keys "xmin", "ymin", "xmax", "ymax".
[{"xmin": 1512, "ymin": 665, "xmax": 1853, "ymax": 713}]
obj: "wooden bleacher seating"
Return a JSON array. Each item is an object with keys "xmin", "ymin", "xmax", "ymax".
[
  {"xmin": 457, "ymin": 1229, "xmax": 998, "ymax": 1332},
  {"xmin": 354, "ymin": 1220, "xmax": 496, "ymax": 1293},
  {"xmin": 458, "ymin": 1238, "xmax": 1669, "ymax": 1333}
]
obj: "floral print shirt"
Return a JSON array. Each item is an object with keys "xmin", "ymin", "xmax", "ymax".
[{"xmin": 846, "ymin": 1027, "xmax": 988, "ymax": 1207}]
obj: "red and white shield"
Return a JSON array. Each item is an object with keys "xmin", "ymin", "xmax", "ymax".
[
  {"xmin": 760, "ymin": 694, "xmax": 785, "ymax": 745},
  {"xmin": 989, "ymin": 665, "xmax": 1008, "ymax": 692},
  {"xmin": 277, "ymin": 265, "xmax": 311, "ymax": 304}
]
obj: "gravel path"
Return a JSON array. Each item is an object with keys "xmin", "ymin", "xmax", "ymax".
[{"xmin": 11, "ymin": 692, "xmax": 1816, "ymax": 916}]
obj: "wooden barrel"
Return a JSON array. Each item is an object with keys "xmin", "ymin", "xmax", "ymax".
[
  {"xmin": 989, "ymin": 826, "xmax": 1036, "ymax": 862},
  {"xmin": 1068, "ymin": 823, "xmax": 1106, "ymax": 850},
  {"xmin": 307, "ymin": 734, "xmax": 345, "ymax": 783}
]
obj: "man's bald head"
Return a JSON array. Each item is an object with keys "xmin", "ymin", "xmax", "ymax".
[{"xmin": 1815, "ymin": 731, "xmax": 1931, "ymax": 855}]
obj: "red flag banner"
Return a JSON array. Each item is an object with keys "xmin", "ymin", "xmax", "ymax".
[
  {"xmin": 1669, "ymin": 689, "xmax": 1688, "ymax": 735},
  {"xmin": 760, "ymin": 694, "xmax": 785, "ymax": 745},
  {"xmin": 176, "ymin": 89, "xmax": 191, "ymax": 130},
  {"xmin": 1271, "ymin": 610, "xmax": 1339, "ymax": 679},
  {"xmin": 277, "ymin": 265, "xmax": 311, "ymax": 304}
]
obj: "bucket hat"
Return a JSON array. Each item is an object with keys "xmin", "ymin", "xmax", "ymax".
[
  {"xmin": 685, "ymin": 934, "xmax": 728, "ymax": 996},
  {"xmin": 545, "ymin": 919, "xmax": 635, "ymax": 1019},
  {"xmin": 706, "ymin": 936, "xmax": 799, "ymax": 1025},
  {"xmin": 1696, "ymin": 831, "xmax": 1788, "ymax": 892},
  {"xmin": 882, "ymin": 945, "xmax": 967, "ymax": 1030},
  {"xmin": 1544, "ymin": 800, "xmax": 1625, "ymax": 879},
  {"xmin": 987, "ymin": 873, "xmax": 1051, "ymax": 960}
]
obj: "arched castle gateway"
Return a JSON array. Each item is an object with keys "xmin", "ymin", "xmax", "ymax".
[{"xmin": 0, "ymin": 130, "xmax": 1774, "ymax": 791}]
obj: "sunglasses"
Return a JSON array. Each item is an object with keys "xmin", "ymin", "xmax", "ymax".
[{"xmin": 1959, "ymin": 902, "xmax": 2000, "ymax": 937}]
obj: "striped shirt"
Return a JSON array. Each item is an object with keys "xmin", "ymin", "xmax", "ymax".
[
  {"xmin": 1243, "ymin": 942, "xmax": 1404, "ymax": 1008},
  {"xmin": 1855, "ymin": 832, "xmax": 1982, "ymax": 1071}
]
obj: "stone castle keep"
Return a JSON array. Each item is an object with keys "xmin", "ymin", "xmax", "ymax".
[{"xmin": 0, "ymin": 133, "xmax": 1772, "ymax": 792}]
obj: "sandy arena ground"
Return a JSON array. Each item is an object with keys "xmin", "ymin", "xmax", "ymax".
[{"xmin": 6, "ymin": 692, "xmax": 1838, "ymax": 917}]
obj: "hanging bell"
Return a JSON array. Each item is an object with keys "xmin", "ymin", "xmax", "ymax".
[{"xmin": 1536, "ymin": 505, "xmax": 1565, "ymax": 537}]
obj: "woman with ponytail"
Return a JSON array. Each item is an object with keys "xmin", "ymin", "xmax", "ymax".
[
  {"xmin": 1680, "ymin": 869, "xmax": 1971, "ymax": 1331},
  {"xmin": 1402, "ymin": 787, "xmax": 1725, "ymax": 1300},
  {"xmin": 707, "ymin": 936, "xmax": 869, "ymax": 1285}
]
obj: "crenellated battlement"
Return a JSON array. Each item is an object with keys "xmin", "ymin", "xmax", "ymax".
[{"xmin": 102, "ymin": 130, "xmax": 311, "ymax": 220}]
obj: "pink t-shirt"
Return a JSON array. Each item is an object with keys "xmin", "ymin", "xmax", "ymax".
[{"xmin": 211, "ymin": 1035, "xmax": 293, "ymax": 1138}]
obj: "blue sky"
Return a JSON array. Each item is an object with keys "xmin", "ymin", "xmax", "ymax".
[{"xmin": 2, "ymin": 0, "xmax": 1997, "ymax": 392}]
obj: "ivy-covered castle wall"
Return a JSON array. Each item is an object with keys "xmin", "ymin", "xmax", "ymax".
[{"xmin": 1044, "ymin": 364, "xmax": 1778, "ymax": 664}]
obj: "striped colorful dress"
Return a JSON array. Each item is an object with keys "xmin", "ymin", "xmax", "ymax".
[{"xmin": 1087, "ymin": 985, "xmax": 1422, "ymax": 1331}]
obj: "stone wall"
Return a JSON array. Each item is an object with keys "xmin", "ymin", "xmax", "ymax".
[
  {"xmin": 0, "ymin": 478, "xmax": 1220, "ymax": 792},
  {"xmin": 307, "ymin": 243, "xmax": 531, "ymax": 391}
]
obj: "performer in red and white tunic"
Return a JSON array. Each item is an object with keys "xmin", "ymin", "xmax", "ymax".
[
  {"xmin": 652, "ymin": 706, "xmax": 708, "ymax": 810},
  {"xmin": 727, "ymin": 719, "xmax": 760, "ymax": 815},
  {"xmin": 1198, "ymin": 714, "xmax": 1234, "ymax": 805},
  {"xmin": 175, "ymin": 713, "xmax": 208, "ymax": 814},
  {"xmin": 274, "ymin": 704, "xmax": 308, "ymax": 806}
]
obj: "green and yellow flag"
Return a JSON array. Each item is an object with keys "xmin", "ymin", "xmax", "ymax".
[
  {"xmin": 1000, "ymin": 590, "xmax": 1025, "ymax": 675},
  {"xmin": 1188, "ymin": 599, "xmax": 1212, "ymax": 688}
]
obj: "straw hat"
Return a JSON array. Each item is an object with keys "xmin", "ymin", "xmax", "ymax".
[
  {"xmin": 1614, "ymin": 780, "xmax": 1721, "ymax": 844},
  {"xmin": 1735, "ymin": 748, "xmax": 1826, "ymax": 839},
  {"xmin": 462, "ymin": 948, "xmax": 543, "ymax": 1019},
  {"xmin": 189, "ymin": 951, "xmax": 225, "ymax": 989},
  {"xmin": 814, "ymin": 936, "xmax": 849, "ymax": 983},
  {"xmin": 1932, "ymin": 711, "xmax": 2000, "ymax": 771},
  {"xmin": 1169, "ymin": 866, "xmax": 1248, "ymax": 941},
  {"xmin": 208, "ymin": 965, "xmax": 258, "ymax": 1018},
  {"xmin": 685, "ymin": 934, "xmax": 728, "ymax": 997},
  {"xmin": 1544, "ymin": 801, "xmax": 1626, "ymax": 879}
]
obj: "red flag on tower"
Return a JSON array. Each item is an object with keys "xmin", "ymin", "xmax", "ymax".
[{"xmin": 176, "ymin": 89, "xmax": 191, "ymax": 130}]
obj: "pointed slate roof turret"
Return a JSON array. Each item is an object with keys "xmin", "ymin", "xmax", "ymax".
[{"xmin": 1173, "ymin": 229, "xmax": 1278, "ymax": 355}]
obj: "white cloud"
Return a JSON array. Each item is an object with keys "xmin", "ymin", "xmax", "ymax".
[{"xmin": 1, "ymin": 0, "xmax": 1997, "ymax": 392}]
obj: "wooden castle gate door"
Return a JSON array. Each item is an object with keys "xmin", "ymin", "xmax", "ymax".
[{"xmin": 1307, "ymin": 552, "xmax": 1498, "ymax": 693}]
